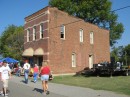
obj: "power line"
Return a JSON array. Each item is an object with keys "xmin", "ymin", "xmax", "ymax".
[
  {"xmin": 49, "ymin": 19, "xmax": 82, "ymax": 30},
  {"xmin": 111, "ymin": 6, "xmax": 130, "ymax": 12}
]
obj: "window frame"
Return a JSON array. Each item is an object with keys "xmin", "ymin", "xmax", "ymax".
[
  {"xmin": 72, "ymin": 53, "xmax": 76, "ymax": 67},
  {"xmin": 40, "ymin": 23, "xmax": 44, "ymax": 39},
  {"xmin": 33, "ymin": 26, "xmax": 36, "ymax": 40},
  {"xmin": 60, "ymin": 25, "xmax": 65, "ymax": 39},
  {"xmin": 90, "ymin": 31, "xmax": 94, "ymax": 44},
  {"xmin": 27, "ymin": 29, "xmax": 30, "ymax": 42},
  {"xmin": 79, "ymin": 29, "xmax": 83, "ymax": 42}
]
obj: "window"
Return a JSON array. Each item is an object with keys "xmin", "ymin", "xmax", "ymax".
[
  {"xmin": 40, "ymin": 23, "xmax": 44, "ymax": 39},
  {"xmin": 72, "ymin": 53, "xmax": 76, "ymax": 67},
  {"xmin": 90, "ymin": 32, "xmax": 94, "ymax": 44},
  {"xmin": 79, "ymin": 29, "xmax": 83, "ymax": 42},
  {"xmin": 27, "ymin": 29, "xmax": 30, "ymax": 42},
  {"xmin": 33, "ymin": 26, "xmax": 36, "ymax": 40},
  {"xmin": 60, "ymin": 25, "xmax": 65, "ymax": 39}
]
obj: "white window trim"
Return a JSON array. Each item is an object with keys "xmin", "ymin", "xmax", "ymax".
[
  {"xmin": 72, "ymin": 53, "xmax": 76, "ymax": 67},
  {"xmin": 24, "ymin": 20, "xmax": 49, "ymax": 31},
  {"xmin": 33, "ymin": 27, "xmax": 36, "ymax": 41},
  {"xmin": 27, "ymin": 29, "xmax": 30, "ymax": 42},
  {"xmin": 79, "ymin": 29, "xmax": 83, "ymax": 42},
  {"xmin": 60, "ymin": 25, "xmax": 65, "ymax": 39},
  {"xmin": 90, "ymin": 32, "xmax": 94, "ymax": 44},
  {"xmin": 40, "ymin": 24, "xmax": 43, "ymax": 39}
]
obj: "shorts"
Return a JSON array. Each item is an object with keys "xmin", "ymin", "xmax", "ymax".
[
  {"xmin": 41, "ymin": 75, "xmax": 49, "ymax": 81},
  {"xmin": 3, "ymin": 79, "xmax": 8, "ymax": 88},
  {"xmin": 0, "ymin": 80, "xmax": 3, "ymax": 90}
]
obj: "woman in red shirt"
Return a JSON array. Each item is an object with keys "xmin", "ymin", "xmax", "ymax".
[{"xmin": 40, "ymin": 61, "xmax": 50, "ymax": 95}]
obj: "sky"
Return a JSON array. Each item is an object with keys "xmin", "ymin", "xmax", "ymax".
[
  {"xmin": 110, "ymin": 0, "xmax": 130, "ymax": 47},
  {"xmin": 0, "ymin": 0, "xmax": 130, "ymax": 47}
]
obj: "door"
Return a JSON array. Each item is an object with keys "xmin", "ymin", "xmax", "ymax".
[
  {"xmin": 34, "ymin": 56, "xmax": 43, "ymax": 67},
  {"xmin": 89, "ymin": 55, "xmax": 93, "ymax": 69},
  {"xmin": 38, "ymin": 56, "xmax": 43, "ymax": 67}
]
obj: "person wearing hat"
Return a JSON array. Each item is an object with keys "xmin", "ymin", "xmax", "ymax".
[{"xmin": 0, "ymin": 60, "xmax": 11, "ymax": 97}]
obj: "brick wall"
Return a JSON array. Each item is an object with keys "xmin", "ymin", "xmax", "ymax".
[
  {"xmin": 48, "ymin": 7, "xmax": 110, "ymax": 74},
  {"xmin": 24, "ymin": 7, "xmax": 49, "ymax": 55},
  {"xmin": 23, "ymin": 7, "xmax": 110, "ymax": 74}
]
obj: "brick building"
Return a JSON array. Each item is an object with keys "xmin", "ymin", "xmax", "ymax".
[{"xmin": 22, "ymin": 6, "xmax": 110, "ymax": 74}]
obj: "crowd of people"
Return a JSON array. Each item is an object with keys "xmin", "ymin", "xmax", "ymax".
[{"xmin": 0, "ymin": 60, "xmax": 52, "ymax": 96}]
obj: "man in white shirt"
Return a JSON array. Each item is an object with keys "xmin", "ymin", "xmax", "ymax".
[
  {"xmin": 23, "ymin": 60, "xmax": 30, "ymax": 84},
  {"xmin": 0, "ymin": 62, "xmax": 3, "ymax": 95},
  {"xmin": 0, "ymin": 60, "xmax": 11, "ymax": 97}
]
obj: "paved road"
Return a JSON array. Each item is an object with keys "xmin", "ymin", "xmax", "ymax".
[{"xmin": 1, "ymin": 76, "xmax": 129, "ymax": 97}]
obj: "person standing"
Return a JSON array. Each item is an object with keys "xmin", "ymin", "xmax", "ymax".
[
  {"xmin": 23, "ymin": 60, "xmax": 30, "ymax": 84},
  {"xmin": 0, "ymin": 62, "xmax": 3, "ymax": 95},
  {"xmin": 0, "ymin": 60, "xmax": 11, "ymax": 97},
  {"xmin": 40, "ymin": 61, "xmax": 51, "ymax": 95},
  {"xmin": 33, "ymin": 64, "xmax": 39, "ymax": 83},
  {"xmin": 16, "ymin": 64, "xmax": 22, "ymax": 77}
]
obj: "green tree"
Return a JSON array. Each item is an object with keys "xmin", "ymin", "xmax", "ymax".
[
  {"xmin": 110, "ymin": 47, "xmax": 120, "ymax": 62},
  {"xmin": 49, "ymin": 0, "xmax": 124, "ymax": 46},
  {"xmin": 111, "ymin": 45, "xmax": 130, "ymax": 65},
  {"xmin": 0, "ymin": 25, "xmax": 24, "ymax": 61},
  {"xmin": 124, "ymin": 44, "xmax": 130, "ymax": 65}
]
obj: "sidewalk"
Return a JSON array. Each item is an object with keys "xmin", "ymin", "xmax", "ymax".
[{"xmin": 10, "ymin": 76, "xmax": 130, "ymax": 97}]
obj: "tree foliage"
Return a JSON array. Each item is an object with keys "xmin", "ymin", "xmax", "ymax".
[
  {"xmin": 124, "ymin": 44, "xmax": 130, "ymax": 65},
  {"xmin": 49, "ymin": 0, "xmax": 124, "ymax": 46},
  {"xmin": 0, "ymin": 25, "xmax": 24, "ymax": 61},
  {"xmin": 111, "ymin": 44, "xmax": 130, "ymax": 65},
  {"xmin": 110, "ymin": 47, "xmax": 120, "ymax": 62}
]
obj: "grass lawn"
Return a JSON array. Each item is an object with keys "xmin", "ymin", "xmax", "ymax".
[{"xmin": 51, "ymin": 75, "xmax": 130, "ymax": 96}]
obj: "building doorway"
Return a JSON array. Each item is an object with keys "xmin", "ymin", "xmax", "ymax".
[
  {"xmin": 38, "ymin": 56, "xmax": 43, "ymax": 67},
  {"xmin": 89, "ymin": 55, "xmax": 93, "ymax": 69},
  {"xmin": 33, "ymin": 56, "xmax": 43, "ymax": 67}
]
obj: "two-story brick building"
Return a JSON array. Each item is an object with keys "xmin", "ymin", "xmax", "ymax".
[{"xmin": 22, "ymin": 6, "xmax": 110, "ymax": 74}]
